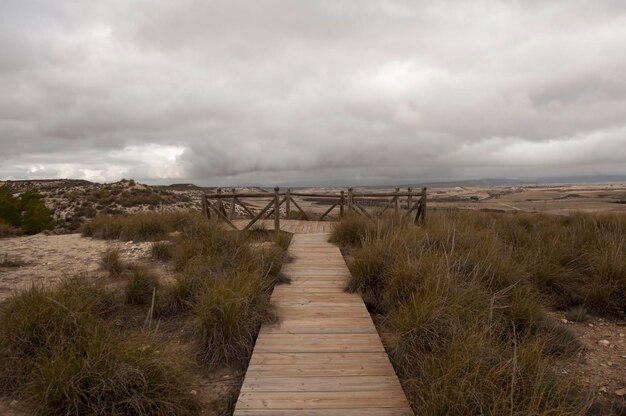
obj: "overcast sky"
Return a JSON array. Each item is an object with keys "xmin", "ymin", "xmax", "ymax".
[{"xmin": 1, "ymin": 1, "xmax": 625, "ymax": 186}]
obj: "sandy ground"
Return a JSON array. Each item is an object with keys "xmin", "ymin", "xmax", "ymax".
[{"xmin": 0, "ymin": 234, "xmax": 156, "ymax": 301}]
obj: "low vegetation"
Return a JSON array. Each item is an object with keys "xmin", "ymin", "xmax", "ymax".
[
  {"xmin": 0, "ymin": 211, "xmax": 290, "ymax": 414},
  {"xmin": 1, "ymin": 253, "xmax": 27, "ymax": 268},
  {"xmin": 331, "ymin": 211, "xmax": 626, "ymax": 414},
  {"xmin": 81, "ymin": 211, "xmax": 192, "ymax": 241},
  {"xmin": 0, "ymin": 277, "xmax": 198, "ymax": 415}
]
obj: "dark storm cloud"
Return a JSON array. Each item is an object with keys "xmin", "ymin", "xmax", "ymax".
[{"xmin": 1, "ymin": 0, "xmax": 625, "ymax": 185}]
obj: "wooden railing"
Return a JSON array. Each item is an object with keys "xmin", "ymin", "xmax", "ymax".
[{"xmin": 201, "ymin": 187, "xmax": 427, "ymax": 232}]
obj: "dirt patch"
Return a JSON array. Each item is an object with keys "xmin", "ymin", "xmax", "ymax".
[
  {"xmin": 550, "ymin": 311, "xmax": 626, "ymax": 412},
  {"xmin": 0, "ymin": 234, "xmax": 160, "ymax": 301}
]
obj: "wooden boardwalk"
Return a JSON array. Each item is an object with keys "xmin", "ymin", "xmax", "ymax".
[
  {"xmin": 232, "ymin": 219, "xmax": 335, "ymax": 234},
  {"xmin": 234, "ymin": 233, "xmax": 412, "ymax": 415}
]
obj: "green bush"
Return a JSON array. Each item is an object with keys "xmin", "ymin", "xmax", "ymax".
[
  {"xmin": 21, "ymin": 199, "xmax": 55, "ymax": 234},
  {"xmin": 0, "ymin": 186, "xmax": 55, "ymax": 234},
  {"xmin": 0, "ymin": 186, "xmax": 21, "ymax": 227}
]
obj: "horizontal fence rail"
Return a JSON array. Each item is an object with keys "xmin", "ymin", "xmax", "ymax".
[{"xmin": 201, "ymin": 187, "xmax": 427, "ymax": 233}]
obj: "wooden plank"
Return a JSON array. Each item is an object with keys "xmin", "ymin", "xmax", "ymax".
[
  {"xmin": 250, "ymin": 352, "xmax": 389, "ymax": 366},
  {"xmin": 236, "ymin": 391, "xmax": 409, "ymax": 409},
  {"xmin": 254, "ymin": 333, "xmax": 385, "ymax": 353},
  {"xmin": 235, "ymin": 409, "xmax": 413, "ymax": 416},
  {"xmin": 272, "ymin": 286, "xmax": 345, "ymax": 294},
  {"xmin": 261, "ymin": 325, "xmax": 377, "ymax": 335},
  {"xmin": 244, "ymin": 362, "xmax": 395, "ymax": 377},
  {"xmin": 269, "ymin": 293, "xmax": 363, "ymax": 303},
  {"xmin": 240, "ymin": 375, "xmax": 402, "ymax": 392}
]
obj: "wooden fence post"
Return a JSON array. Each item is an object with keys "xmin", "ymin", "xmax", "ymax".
[
  {"xmin": 415, "ymin": 187, "xmax": 427, "ymax": 225},
  {"xmin": 407, "ymin": 187, "xmax": 413, "ymax": 213},
  {"xmin": 347, "ymin": 188, "xmax": 353, "ymax": 213},
  {"xmin": 216, "ymin": 188, "xmax": 225, "ymax": 216},
  {"xmin": 421, "ymin": 187, "xmax": 427, "ymax": 224},
  {"xmin": 394, "ymin": 187, "xmax": 400, "ymax": 216},
  {"xmin": 340, "ymin": 190, "xmax": 345, "ymax": 217},
  {"xmin": 286, "ymin": 189, "xmax": 291, "ymax": 218},
  {"xmin": 201, "ymin": 194, "xmax": 209, "ymax": 219},
  {"xmin": 274, "ymin": 187, "xmax": 280, "ymax": 236},
  {"xmin": 229, "ymin": 188, "xmax": 236, "ymax": 220}
]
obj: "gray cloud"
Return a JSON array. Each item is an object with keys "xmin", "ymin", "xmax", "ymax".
[{"xmin": 1, "ymin": 0, "xmax": 626, "ymax": 185}]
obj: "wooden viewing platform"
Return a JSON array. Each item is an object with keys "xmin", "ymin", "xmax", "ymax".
[
  {"xmin": 234, "ymin": 233, "xmax": 413, "ymax": 415},
  {"xmin": 202, "ymin": 187, "xmax": 427, "ymax": 234},
  {"xmin": 232, "ymin": 219, "xmax": 335, "ymax": 234}
]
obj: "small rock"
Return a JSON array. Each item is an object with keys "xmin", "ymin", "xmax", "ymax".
[
  {"xmin": 598, "ymin": 339, "xmax": 610, "ymax": 347},
  {"xmin": 608, "ymin": 362, "xmax": 613, "ymax": 366},
  {"xmin": 621, "ymin": 355, "xmax": 626, "ymax": 359},
  {"xmin": 561, "ymin": 318, "xmax": 568, "ymax": 324},
  {"xmin": 599, "ymin": 386, "xmax": 608, "ymax": 394},
  {"xmin": 190, "ymin": 390, "xmax": 197, "ymax": 395},
  {"xmin": 588, "ymin": 323, "xmax": 594, "ymax": 328},
  {"xmin": 615, "ymin": 388, "xmax": 626, "ymax": 397},
  {"xmin": 619, "ymin": 333, "xmax": 625, "ymax": 337}
]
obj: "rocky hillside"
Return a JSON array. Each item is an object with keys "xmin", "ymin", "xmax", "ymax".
[{"xmin": 0, "ymin": 179, "xmax": 266, "ymax": 233}]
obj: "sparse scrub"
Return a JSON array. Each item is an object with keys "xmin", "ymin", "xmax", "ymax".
[
  {"xmin": 81, "ymin": 211, "xmax": 191, "ymax": 241},
  {"xmin": 331, "ymin": 211, "xmax": 605, "ymax": 414},
  {"xmin": 152, "ymin": 240, "xmax": 174, "ymax": 261},
  {"xmin": 193, "ymin": 270, "xmax": 273, "ymax": 368},
  {"xmin": 101, "ymin": 248, "xmax": 125, "ymax": 277},
  {"xmin": 83, "ymin": 211, "xmax": 290, "ymax": 373},
  {"xmin": 0, "ymin": 220, "xmax": 21, "ymax": 237},
  {"xmin": 0, "ymin": 276, "xmax": 198, "ymax": 414},
  {"xmin": 154, "ymin": 213, "xmax": 288, "ymax": 367},
  {"xmin": 125, "ymin": 266, "xmax": 160, "ymax": 305},
  {"xmin": 329, "ymin": 213, "xmax": 377, "ymax": 246}
]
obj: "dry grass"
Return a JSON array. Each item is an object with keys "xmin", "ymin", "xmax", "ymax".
[
  {"xmin": 81, "ymin": 211, "xmax": 193, "ymax": 241},
  {"xmin": 330, "ymin": 211, "xmax": 615, "ymax": 414},
  {"xmin": 125, "ymin": 266, "xmax": 160, "ymax": 306},
  {"xmin": 0, "ymin": 220, "xmax": 21, "ymax": 238},
  {"xmin": 100, "ymin": 248, "xmax": 125, "ymax": 277},
  {"xmin": 0, "ymin": 277, "xmax": 198, "ymax": 415},
  {"xmin": 153, "ymin": 215, "xmax": 289, "ymax": 367}
]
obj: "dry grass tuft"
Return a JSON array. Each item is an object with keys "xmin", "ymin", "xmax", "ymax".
[
  {"xmin": 125, "ymin": 266, "xmax": 160, "ymax": 305},
  {"xmin": 81, "ymin": 211, "xmax": 194, "ymax": 241},
  {"xmin": 100, "ymin": 248, "xmax": 125, "ymax": 277},
  {"xmin": 0, "ymin": 276, "xmax": 198, "ymax": 415},
  {"xmin": 0, "ymin": 220, "xmax": 21, "ymax": 238}
]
